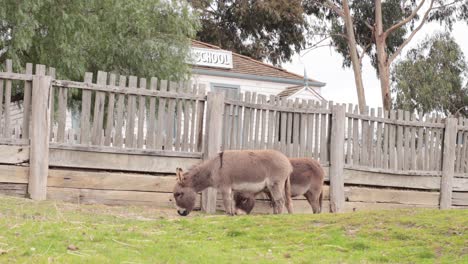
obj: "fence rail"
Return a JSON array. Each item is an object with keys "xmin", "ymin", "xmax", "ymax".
[{"xmin": 1, "ymin": 59, "xmax": 467, "ymax": 212}]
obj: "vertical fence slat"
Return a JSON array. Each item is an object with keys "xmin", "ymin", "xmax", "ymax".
[
  {"xmin": 235, "ymin": 93, "xmax": 244, "ymax": 150},
  {"xmin": 22, "ymin": 63, "xmax": 33, "ymax": 139},
  {"xmin": 3, "ymin": 60, "xmax": 12, "ymax": 137},
  {"xmin": 182, "ymin": 84, "xmax": 192, "ymax": 152},
  {"xmin": 190, "ymin": 86, "xmax": 198, "ymax": 152},
  {"xmin": 196, "ymin": 85, "xmax": 206, "ymax": 152},
  {"xmin": 319, "ymin": 101, "xmax": 328, "ymax": 163},
  {"xmin": 410, "ymin": 113, "xmax": 417, "ymax": 170},
  {"xmin": 361, "ymin": 106, "xmax": 369, "ymax": 166},
  {"xmin": 345, "ymin": 104, "xmax": 353, "ymax": 165},
  {"xmin": 435, "ymin": 115, "xmax": 443, "ymax": 171},
  {"xmin": 267, "ymin": 95, "xmax": 276, "ymax": 150},
  {"xmin": 175, "ymin": 82, "xmax": 184, "ymax": 151},
  {"xmin": 56, "ymin": 78, "xmax": 68, "ymax": 143},
  {"xmin": 91, "ymin": 71, "xmax": 107, "ymax": 145},
  {"xmin": 369, "ymin": 108, "xmax": 376, "ymax": 167},
  {"xmin": 286, "ymin": 100, "xmax": 294, "ymax": 156},
  {"xmin": 402, "ymin": 111, "xmax": 410, "ymax": 170},
  {"xmin": 146, "ymin": 78, "xmax": 157, "ymax": 149},
  {"xmin": 299, "ymin": 100, "xmax": 307, "ymax": 157},
  {"xmin": 103, "ymin": 74, "xmax": 116, "ymax": 146},
  {"xmin": 165, "ymin": 82, "xmax": 177, "ymax": 151},
  {"xmin": 136, "ymin": 78, "xmax": 147, "ymax": 149},
  {"xmin": 382, "ymin": 110, "xmax": 389, "ymax": 169},
  {"xmin": 80, "ymin": 72, "xmax": 93, "ymax": 144},
  {"xmin": 352, "ymin": 105, "xmax": 359, "ymax": 165},
  {"xmin": 156, "ymin": 80, "xmax": 168, "ymax": 150},
  {"xmin": 396, "ymin": 110, "xmax": 404, "ymax": 170},
  {"xmin": 306, "ymin": 100, "xmax": 314, "ymax": 157},
  {"xmin": 376, "ymin": 108, "xmax": 383, "ymax": 168},
  {"xmin": 228, "ymin": 103, "xmax": 236, "ymax": 149},
  {"xmin": 242, "ymin": 92, "xmax": 251, "ymax": 149},
  {"xmin": 114, "ymin": 76, "xmax": 127, "ymax": 148},
  {"xmin": 260, "ymin": 95, "xmax": 267, "ymax": 149}
]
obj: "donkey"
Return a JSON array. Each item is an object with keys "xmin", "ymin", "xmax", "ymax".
[
  {"xmin": 173, "ymin": 149, "xmax": 293, "ymax": 216},
  {"xmin": 234, "ymin": 157, "xmax": 324, "ymax": 214}
]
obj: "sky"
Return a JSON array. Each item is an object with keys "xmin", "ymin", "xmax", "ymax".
[{"xmin": 283, "ymin": 21, "xmax": 468, "ymax": 109}]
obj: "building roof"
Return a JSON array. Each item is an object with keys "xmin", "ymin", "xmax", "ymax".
[
  {"xmin": 277, "ymin": 85, "xmax": 326, "ymax": 101},
  {"xmin": 191, "ymin": 40, "xmax": 326, "ymax": 87}
]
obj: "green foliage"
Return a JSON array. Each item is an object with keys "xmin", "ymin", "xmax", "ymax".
[
  {"xmin": 191, "ymin": 0, "xmax": 309, "ymax": 65},
  {"xmin": 0, "ymin": 0, "xmax": 199, "ymax": 81},
  {"xmin": 392, "ymin": 33, "xmax": 468, "ymax": 117}
]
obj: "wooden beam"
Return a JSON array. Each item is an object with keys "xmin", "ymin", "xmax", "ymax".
[
  {"xmin": 345, "ymin": 187, "xmax": 439, "ymax": 206},
  {"xmin": 344, "ymin": 169, "xmax": 441, "ymax": 190},
  {"xmin": 47, "ymin": 187, "xmax": 200, "ymax": 209},
  {"xmin": 440, "ymin": 118, "xmax": 458, "ymax": 209},
  {"xmin": 0, "ymin": 145, "xmax": 29, "ymax": 164},
  {"xmin": 329, "ymin": 104, "xmax": 346, "ymax": 212},
  {"xmin": 0, "ymin": 165, "xmax": 29, "ymax": 183},
  {"xmin": 28, "ymin": 73, "xmax": 51, "ymax": 200},
  {"xmin": 48, "ymin": 169, "xmax": 177, "ymax": 192},
  {"xmin": 0, "ymin": 183, "xmax": 28, "ymax": 198},
  {"xmin": 452, "ymin": 192, "xmax": 468, "ymax": 206},
  {"xmin": 49, "ymin": 148, "xmax": 201, "ymax": 173},
  {"xmin": 202, "ymin": 92, "xmax": 225, "ymax": 214}
]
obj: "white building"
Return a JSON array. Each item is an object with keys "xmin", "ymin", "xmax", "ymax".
[{"xmin": 190, "ymin": 40, "xmax": 326, "ymax": 101}]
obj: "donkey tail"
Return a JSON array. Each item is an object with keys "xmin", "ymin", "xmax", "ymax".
[{"xmin": 284, "ymin": 175, "xmax": 293, "ymax": 214}]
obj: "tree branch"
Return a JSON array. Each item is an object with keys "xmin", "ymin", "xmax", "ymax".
[
  {"xmin": 321, "ymin": 0, "xmax": 345, "ymax": 18},
  {"xmin": 359, "ymin": 43, "xmax": 372, "ymax": 64},
  {"xmin": 384, "ymin": 0, "xmax": 428, "ymax": 37},
  {"xmin": 388, "ymin": 0, "xmax": 434, "ymax": 64}
]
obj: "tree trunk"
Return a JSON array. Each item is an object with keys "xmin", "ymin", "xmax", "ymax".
[
  {"xmin": 374, "ymin": 0, "xmax": 392, "ymax": 111},
  {"xmin": 343, "ymin": 0, "xmax": 366, "ymax": 113}
]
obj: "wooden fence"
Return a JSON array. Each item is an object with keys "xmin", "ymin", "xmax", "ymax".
[{"xmin": 0, "ymin": 60, "xmax": 467, "ymax": 213}]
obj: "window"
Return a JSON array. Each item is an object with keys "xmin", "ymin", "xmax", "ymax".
[{"xmin": 210, "ymin": 83, "xmax": 240, "ymax": 100}]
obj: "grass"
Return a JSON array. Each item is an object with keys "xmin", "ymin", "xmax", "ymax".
[{"xmin": 0, "ymin": 195, "xmax": 467, "ymax": 263}]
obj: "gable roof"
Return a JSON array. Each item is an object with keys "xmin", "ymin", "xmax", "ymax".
[
  {"xmin": 277, "ymin": 85, "xmax": 326, "ymax": 101},
  {"xmin": 191, "ymin": 40, "xmax": 326, "ymax": 87}
]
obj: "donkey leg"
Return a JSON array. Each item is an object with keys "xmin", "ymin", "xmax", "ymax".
[
  {"xmin": 267, "ymin": 183, "xmax": 285, "ymax": 214},
  {"xmin": 304, "ymin": 191, "xmax": 321, "ymax": 214},
  {"xmin": 221, "ymin": 188, "xmax": 234, "ymax": 216}
]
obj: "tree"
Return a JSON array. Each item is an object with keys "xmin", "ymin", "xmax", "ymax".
[
  {"xmin": 0, "ymin": 0, "xmax": 199, "ymax": 81},
  {"xmin": 392, "ymin": 33, "xmax": 468, "ymax": 117},
  {"xmin": 304, "ymin": 0, "xmax": 467, "ymax": 112},
  {"xmin": 190, "ymin": 0, "xmax": 310, "ymax": 65}
]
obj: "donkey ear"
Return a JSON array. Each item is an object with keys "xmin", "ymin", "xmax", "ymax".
[{"xmin": 176, "ymin": 168, "xmax": 183, "ymax": 183}]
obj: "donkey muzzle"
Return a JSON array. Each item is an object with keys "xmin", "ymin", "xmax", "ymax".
[{"xmin": 177, "ymin": 208, "xmax": 189, "ymax": 216}]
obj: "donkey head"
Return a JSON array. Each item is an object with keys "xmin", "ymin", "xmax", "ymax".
[
  {"xmin": 173, "ymin": 168, "xmax": 197, "ymax": 216},
  {"xmin": 234, "ymin": 192, "xmax": 256, "ymax": 215}
]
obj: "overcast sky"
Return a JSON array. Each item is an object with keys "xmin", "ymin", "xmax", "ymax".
[{"xmin": 283, "ymin": 21, "xmax": 468, "ymax": 109}]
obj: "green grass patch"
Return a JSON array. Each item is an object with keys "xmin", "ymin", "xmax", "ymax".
[{"xmin": 0, "ymin": 195, "xmax": 467, "ymax": 263}]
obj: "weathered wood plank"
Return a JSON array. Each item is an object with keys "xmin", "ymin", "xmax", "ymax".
[
  {"xmin": 190, "ymin": 86, "xmax": 198, "ymax": 151},
  {"xmin": 329, "ymin": 104, "xmax": 346, "ymax": 213},
  {"xmin": 360, "ymin": 106, "xmax": 369, "ymax": 166},
  {"xmin": 182, "ymin": 83, "xmax": 192, "ymax": 152},
  {"xmin": 452, "ymin": 192, "xmax": 468, "ymax": 206},
  {"xmin": 440, "ymin": 118, "xmax": 458, "ymax": 209},
  {"xmin": 91, "ymin": 71, "xmax": 107, "ymax": 145},
  {"xmin": 382, "ymin": 110, "xmax": 389, "ymax": 169},
  {"xmin": 0, "ymin": 145, "xmax": 29, "ymax": 164},
  {"xmin": 202, "ymin": 92, "xmax": 225, "ymax": 214},
  {"xmin": 345, "ymin": 104, "xmax": 353, "ymax": 165},
  {"xmin": 388, "ymin": 110, "xmax": 397, "ymax": 169},
  {"xmin": 345, "ymin": 187, "xmax": 439, "ymax": 206},
  {"xmin": 104, "ymin": 74, "xmax": 116, "ymax": 146},
  {"xmin": 22, "ymin": 63, "xmax": 33, "ymax": 139},
  {"xmin": 114, "ymin": 75, "xmax": 127, "ymax": 147},
  {"xmin": 47, "ymin": 187, "xmax": 200, "ymax": 208},
  {"xmin": 396, "ymin": 110, "xmax": 404, "ymax": 170},
  {"xmin": 49, "ymin": 148, "xmax": 201, "ymax": 173},
  {"xmin": 29, "ymin": 74, "xmax": 52, "ymax": 200},
  {"xmin": 156, "ymin": 80, "xmax": 168, "ymax": 150},
  {"xmin": 80, "ymin": 73, "xmax": 93, "ymax": 144},
  {"xmin": 292, "ymin": 99, "xmax": 300, "ymax": 157},
  {"xmin": 165, "ymin": 82, "xmax": 177, "ymax": 151},
  {"xmin": 175, "ymin": 82, "xmax": 184, "ymax": 151},
  {"xmin": 56, "ymin": 78, "xmax": 68, "ymax": 143},
  {"xmin": 0, "ymin": 165, "xmax": 29, "ymax": 183},
  {"xmin": 403, "ymin": 111, "xmax": 411, "ymax": 170},
  {"xmin": 48, "ymin": 169, "xmax": 177, "ymax": 192},
  {"xmin": 319, "ymin": 101, "xmax": 328, "ymax": 163},
  {"xmin": 375, "ymin": 108, "xmax": 383, "ymax": 168},
  {"xmin": 344, "ymin": 169, "xmax": 441, "ymax": 190},
  {"xmin": 125, "ymin": 76, "xmax": 138, "ymax": 148},
  {"xmin": 2, "ymin": 60, "xmax": 13, "ymax": 138},
  {"xmin": 0, "ymin": 183, "xmax": 27, "ymax": 198},
  {"xmin": 137, "ymin": 78, "xmax": 147, "ymax": 149},
  {"xmin": 453, "ymin": 177, "xmax": 468, "ymax": 192},
  {"xmin": 196, "ymin": 86, "xmax": 206, "ymax": 152},
  {"xmin": 267, "ymin": 95, "xmax": 276, "ymax": 150},
  {"xmin": 146, "ymin": 78, "xmax": 158, "ymax": 149},
  {"xmin": 242, "ymin": 92, "xmax": 252, "ymax": 148},
  {"xmin": 352, "ymin": 105, "xmax": 359, "ymax": 165},
  {"xmin": 344, "ymin": 201, "xmax": 437, "ymax": 212}
]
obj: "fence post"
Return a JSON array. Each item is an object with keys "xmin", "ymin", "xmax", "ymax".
[
  {"xmin": 329, "ymin": 104, "xmax": 346, "ymax": 213},
  {"xmin": 202, "ymin": 92, "xmax": 225, "ymax": 213},
  {"xmin": 440, "ymin": 117, "xmax": 458, "ymax": 209},
  {"xmin": 28, "ymin": 70, "xmax": 52, "ymax": 200}
]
